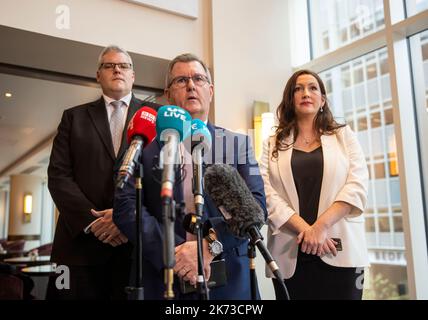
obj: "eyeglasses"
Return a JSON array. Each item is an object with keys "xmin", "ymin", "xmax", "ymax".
[
  {"xmin": 169, "ymin": 74, "xmax": 210, "ymax": 88},
  {"xmin": 99, "ymin": 62, "xmax": 133, "ymax": 70}
]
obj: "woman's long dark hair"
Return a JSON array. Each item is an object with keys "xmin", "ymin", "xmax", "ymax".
[{"xmin": 272, "ymin": 69, "xmax": 345, "ymax": 159}]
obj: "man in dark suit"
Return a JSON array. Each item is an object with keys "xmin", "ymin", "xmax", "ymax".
[
  {"xmin": 47, "ymin": 45, "xmax": 158, "ymax": 299},
  {"xmin": 113, "ymin": 53, "xmax": 267, "ymax": 299}
]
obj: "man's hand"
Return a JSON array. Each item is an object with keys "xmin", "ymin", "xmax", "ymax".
[
  {"xmin": 90, "ymin": 209, "xmax": 128, "ymax": 247},
  {"xmin": 174, "ymin": 240, "xmax": 213, "ymax": 286}
]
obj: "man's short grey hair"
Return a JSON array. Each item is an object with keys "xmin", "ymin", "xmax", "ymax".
[
  {"xmin": 165, "ymin": 53, "xmax": 212, "ymax": 88},
  {"xmin": 97, "ymin": 45, "xmax": 133, "ymax": 69}
]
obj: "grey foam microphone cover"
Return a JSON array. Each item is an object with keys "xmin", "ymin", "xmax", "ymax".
[{"xmin": 204, "ymin": 164, "xmax": 265, "ymax": 238}]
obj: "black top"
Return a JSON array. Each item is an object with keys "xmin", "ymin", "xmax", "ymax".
[
  {"xmin": 291, "ymin": 146, "xmax": 324, "ymax": 261},
  {"xmin": 291, "ymin": 146, "xmax": 323, "ymax": 225}
]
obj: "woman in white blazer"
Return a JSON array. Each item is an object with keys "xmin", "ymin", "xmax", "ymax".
[{"xmin": 260, "ymin": 70, "xmax": 369, "ymax": 300}]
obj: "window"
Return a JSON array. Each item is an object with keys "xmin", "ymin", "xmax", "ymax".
[
  {"xmin": 292, "ymin": 0, "xmax": 428, "ymax": 300},
  {"xmin": 405, "ymin": 0, "xmax": 428, "ymax": 17},
  {"xmin": 319, "ymin": 47, "xmax": 407, "ymax": 299},
  {"xmin": 309, "ymin": 0, "xmax": 385, "ymax": 58}
]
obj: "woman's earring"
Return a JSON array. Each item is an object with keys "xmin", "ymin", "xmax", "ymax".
[{"xmin": 320, "ymin": 106, "xmax": 324, "ymax": 113}]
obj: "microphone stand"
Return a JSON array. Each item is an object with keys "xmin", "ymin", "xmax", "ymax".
[
  {"xmin": 247, "ymin": 243, "xmax": 257, "ymax": 300},
  {"xmin": 162, "ymin": 194, "xmax": 176, "ymax": 300},
  {"xmin": 247, "ymin": 226, "xmax": 290, "ymax": 300},
  {"xmin": 126, "ymin": 165, "xmax": 144, "ymax": 300},
  {"xmin": 192, "ymin": 146, "xmax": 209, "ymax": 300},
  {"xmin": 160, "ymin": 138, "xmax": 180, "ymax": 300}
]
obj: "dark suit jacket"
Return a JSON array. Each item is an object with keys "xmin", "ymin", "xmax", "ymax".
[
  {"xmin": 48, "ymin": 95, "xmax": 159, "ymax": 266},
  {"xmin": 113, "ymin": 123, "xmax": 267, "ymax": 299}
]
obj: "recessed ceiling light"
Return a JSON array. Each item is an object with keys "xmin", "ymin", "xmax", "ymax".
[{"xmin": 5, "ymin": 92, "xmax": 12, "ymax": 98}]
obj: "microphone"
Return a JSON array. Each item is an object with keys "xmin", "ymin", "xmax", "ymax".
[
  {"xmin": 190, "ymin": 119, "xmax": 212, "ymax": 216},
  {"xmin": 156, "ymin": 105, "xmax": 192, "ymax": 199},
  {"xmin": 155, "ymin": 105, "xmax": 191, "ymax": 299},
  {"xmin": 116, "ymin": 106, "xmax": 157, "ymax": 189},
  {"xmin": 204, "ymin": 164, "xmax": 289, "ymax": 299},
  {"xmin": 204, "ymin": 164, "xmax": 264, "ymax": 238}
]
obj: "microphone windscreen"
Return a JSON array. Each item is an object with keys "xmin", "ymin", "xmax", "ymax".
[
  {"xmin": 126, "ymin": 106, "xmax": 157, "ymax": 145},
  {"xmin": 156, "ymin": 105, "xmax": 192, "ymax": 142},
  {"xmin": 204, "ymin": 164, "xmax": 265, "ymax": 238}
]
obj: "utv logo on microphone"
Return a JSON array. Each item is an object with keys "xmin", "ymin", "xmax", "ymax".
[{"xmin": 164, "ymin": 107, "xmax": 187, "ymax": 121}]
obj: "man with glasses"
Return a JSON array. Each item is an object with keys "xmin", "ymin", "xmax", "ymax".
[
  {"xmin": 47, "ymin": 45, "xmax": 158, "ymax": 299},
  {"xmin": 113, "ymin": 53, "xmax": 267, "ymax": 299}
]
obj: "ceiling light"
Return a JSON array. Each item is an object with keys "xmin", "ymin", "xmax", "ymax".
[{"xmin": 5, "ymin": 92, "xmax": 12, "ymax": 98}]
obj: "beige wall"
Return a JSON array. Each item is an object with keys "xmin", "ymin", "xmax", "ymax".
[
  {"xmin": 0, "ymin": 0, "xmax": 211, "ymax": 63},
  {"xmin": 8, "ymin": 175, "xmax": 44, "ymax": 250},
  {"xmin": 211, "ymin": 0, "xmax": 292, "ymax": 299},
  {"xmin": 211, "ymin": 0, "xmax": 292, "ymax": 132}
]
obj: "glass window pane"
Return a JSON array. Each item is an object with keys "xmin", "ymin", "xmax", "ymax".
[
  {"xmin": 405, "ymin": 0, "xmax": 428, "ymax": 17},
  {"xmin": 378, "ymin": 216, "xmax": 390, "ymax": 232},
  {"xmin": 309, "ymin": 0, "xmax": 385, "ymax": 58},
  {"xmin": 366, "ymin": 216, "xmax": 376, "ymax": 232},
  {"xmin": 393, "ymin": 216, "xmax": 403, "ymax": 232},
  {"xmin": 384, "ymin": 108, "xmax": 394, "ymax": 125},
  {"xmin": 371, "ymin": 111, "xmax": 382, "ymax": 128},
  {"xmin": 374, "ymin": 162, "xmax": 386, "ymax": 179}
]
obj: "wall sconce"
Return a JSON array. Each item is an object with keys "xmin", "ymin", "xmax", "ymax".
[
  {"xmin": 23, "ymin": 193, "xmax": 32, "ymax": 223},
  {"xmin": 261, "ymin": 112, "xmax": 275, "ymax": 142},
  {"xmin": 253, "ymin": 101, "xmax": 270, "ymax": 160}
]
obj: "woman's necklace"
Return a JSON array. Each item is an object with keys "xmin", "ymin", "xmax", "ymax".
[{"xmin": 302, "ymin": 135, "xmax": 317, "ymax": 145}]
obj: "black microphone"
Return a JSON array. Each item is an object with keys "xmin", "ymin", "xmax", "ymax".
[
  {"xmin": 204, "ymin": 164, "xmax": 289, "ymax": 299},
  {"xmin": 204, "ymin": 164, "xmax": 264, "ymax": 238}
]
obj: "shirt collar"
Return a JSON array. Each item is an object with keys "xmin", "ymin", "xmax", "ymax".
[{"xmin": 103, "ymin": 92, "xmax": 132, "ymax": 107}]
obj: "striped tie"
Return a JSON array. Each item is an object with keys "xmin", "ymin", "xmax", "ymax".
[{"xmin": 110, "ymin": 100, "xmax": 124, "ymax": 157}]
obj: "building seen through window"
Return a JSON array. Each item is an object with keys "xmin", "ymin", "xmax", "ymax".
[{"xmin": 320, "ymin": 47, "xmax": 407, "ymax": 300}]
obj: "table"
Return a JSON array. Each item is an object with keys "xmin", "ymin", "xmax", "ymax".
[
  {"xmin": 21, "ymin": 264, "xmax": 57, "ymax": 276},
  {"xmin": 21, "ymin": 264, "xmax": 57, "ymax": 300},
  {"xmin": 4, "ymin": 256, "xmax": 51, "ymax": 267},
  {"xmin": 0, "ymin": 250, "xmax": 27, "ymax": 260}
]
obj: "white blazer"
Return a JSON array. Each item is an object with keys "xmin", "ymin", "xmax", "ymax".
[{"xmin": 260, "ymin": 125, "xmax": 370, "ymax": 279}]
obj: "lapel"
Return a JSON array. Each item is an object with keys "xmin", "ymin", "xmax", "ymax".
[
  {"xmin": 207, "ymin": 122, "xmax": 226, "ymax": 164},
  {"xmin": 116, "ymin": 95, "xmax": 141, "ymax": 160},
  {"xmin": 276, "ymin": 132, "xmax": 339, "ymax": 216},
  {"xmin": 88, "ymin": 97, "xmax": 116, "ymax": 161},
  {"xmin": 277, "ymin": 133, "xmax": 299, "ymax": 213},
  {"xmin": 318, "ymin": 133, "xmax": 338, "ymax": 214}
]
